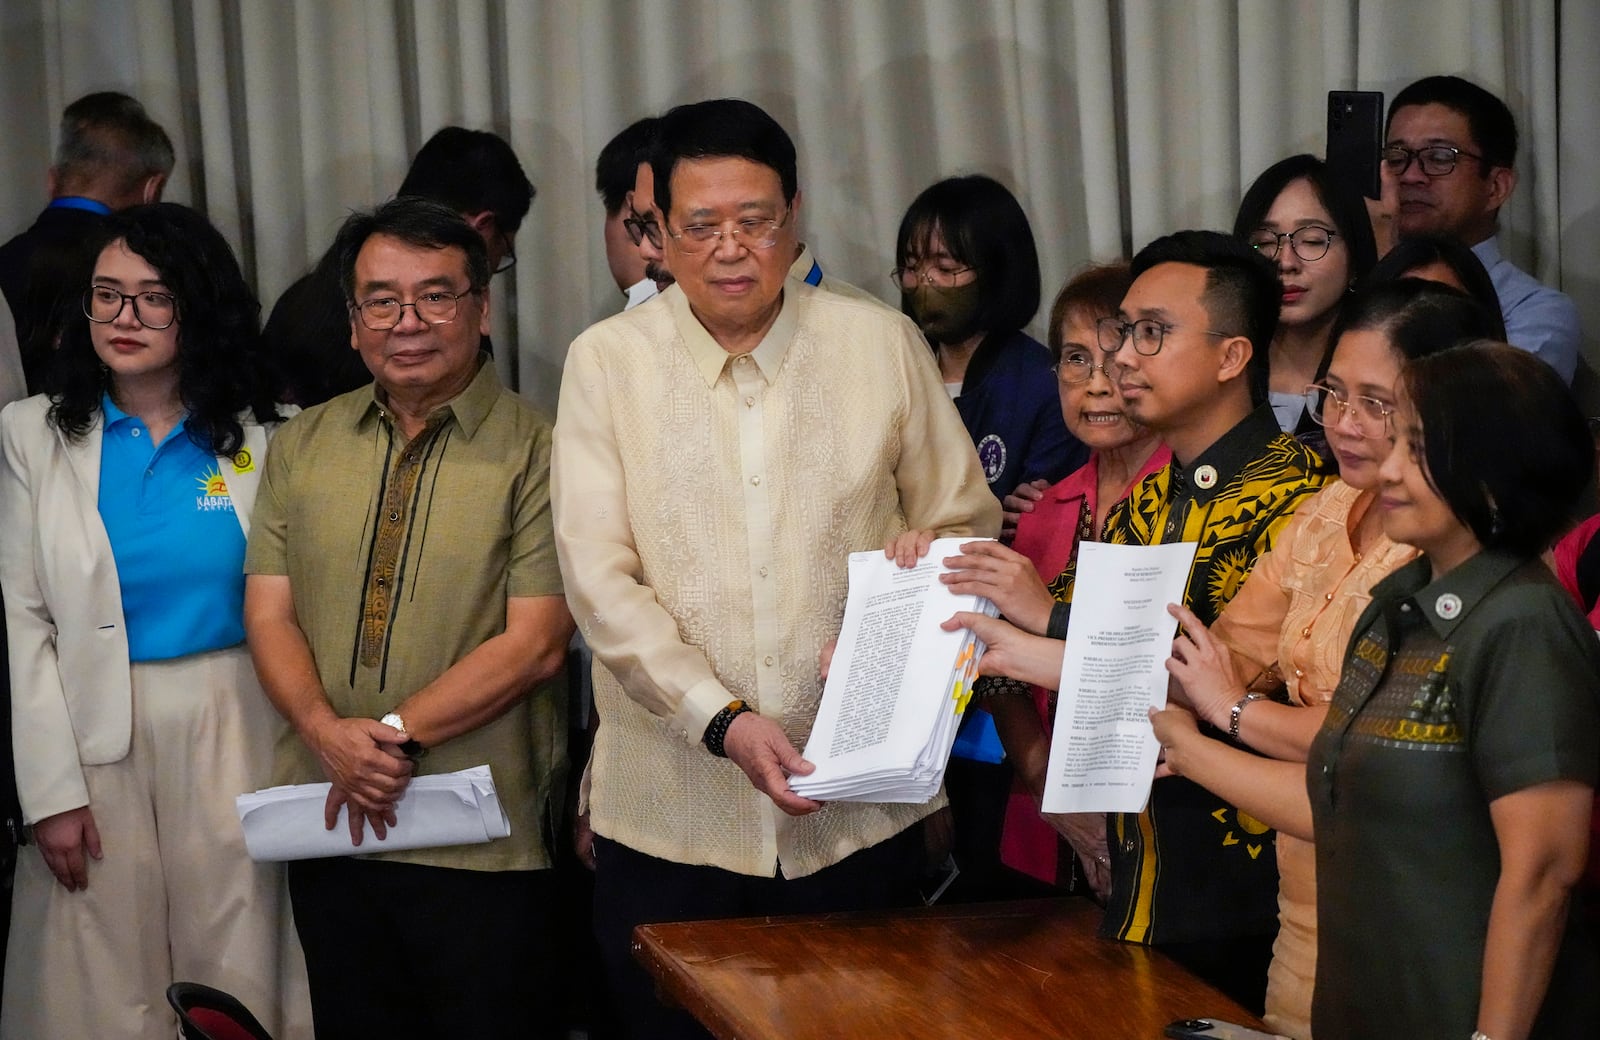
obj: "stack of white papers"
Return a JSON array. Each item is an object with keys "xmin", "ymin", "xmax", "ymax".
[
  {"xmin": 790, "ymin": 538, "xmax": 996, "ymax": 803},
  {"xmin": 235, "ymin": 765, "xmax": 510, "ymax": 861}
]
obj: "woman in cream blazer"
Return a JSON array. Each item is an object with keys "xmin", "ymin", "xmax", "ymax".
[{"xmin": 0, "ymin": 204, "xmax": 294, "ymax": 1040}]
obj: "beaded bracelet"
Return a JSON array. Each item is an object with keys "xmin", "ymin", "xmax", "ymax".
[{"xmin": 703, "ymin": 699, "xmax": 754, "ymax": 757}]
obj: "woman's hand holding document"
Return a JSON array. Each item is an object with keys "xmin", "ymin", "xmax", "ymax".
[
  {"xmin": 1039, "ymin": 541, "xmax": 1198, "ymax": 814},
  {"xmin": 788, "ymin": 537, "xmax": 998, "ymax": 803},
  {"xmin": 235, "ymin": 766, "xmax": 509, "ymax": 861}
]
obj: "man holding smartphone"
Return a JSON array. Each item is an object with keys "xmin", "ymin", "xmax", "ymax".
[{"xmin": 1382, "ymin": 75, "xmax": 1580, "ymax": 383}]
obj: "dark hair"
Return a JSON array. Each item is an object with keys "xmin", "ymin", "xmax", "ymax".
[
  {"xmin": 398, "ymin": 127, "xmax": 535, "ymax": 233},
  {"xmin": 1130, "ymin": 230, "xmax": 1279, "ymax": 405},
  {"xmin": 1047, "ymin": 261, "xmax": 1133, "ymax": 361},
  {"xmin": 595, "ymin": 117, "xmax": 659, "ymax": 215},
  {"xmin": 896, "ymin": 175, "xmax": 1041, "ymax": 333},
  {"xmin": 1402, "ymin": 341, "xmax": 1590, "ymax": 556},
  {"xmin": 1364, "ymin": 234, "xmax": 1506, "ymax": 339},
  {"xmin": 54, "ymin": 91, "xmax": 174, "ymax": 196},
  {"xmin": 1232, "ymin": 154, "xmax": 1378, "ymax": 282},
  {"xmin": 333, "ymin": 197, "xmax": 491, "ymax": 303},
  {"xmin": 47, "ymin": 203, "xmax": 281, "ymax": 455},
  {"xmin": 1330, "ymin": 278, "xmax": 1499, "ymax": 364},
  {"xmin": 1387, "ymin": 75, "xmax": 1518, "ymax": 171},
  {"xmin": 650, "ymin": 98, "xmax": 798, "ymax": 219}
]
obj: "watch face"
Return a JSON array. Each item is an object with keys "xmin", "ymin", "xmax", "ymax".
[{"xmin": 380, "ymin": 713, "xmax": 407, "ymax": 734}]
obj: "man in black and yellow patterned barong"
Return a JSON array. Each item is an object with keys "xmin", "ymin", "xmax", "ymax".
[{"xmin": 948, "ymin": 230, "xmax": 1325, "ymax": 1014}]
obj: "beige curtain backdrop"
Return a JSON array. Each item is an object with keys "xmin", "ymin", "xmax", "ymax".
[{"xmin": 0, "ymin": 0, "xmax": 1594, "ymax": 413}]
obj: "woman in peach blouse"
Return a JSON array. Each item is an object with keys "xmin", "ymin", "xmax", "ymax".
[{"xmin": 1152, "ymin": 279, "xmax": 1498, "ymax": 1038}]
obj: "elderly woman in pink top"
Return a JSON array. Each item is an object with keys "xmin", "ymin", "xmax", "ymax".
[
  {"xmin": 941, "ymin": 262, "xmax": 1167, "ymax": 896},
  {"xmin": 1150, "ymin": 279, "xmax": 1499, "ymax": 1038}
]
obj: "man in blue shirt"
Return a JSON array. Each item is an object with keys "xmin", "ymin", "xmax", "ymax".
[
  {"xmin": 0, "ymin": 92, "xmax": 172, "ymax": 393},
  {"xmin": 1383, "ymin": 75, "xmax": 1581, "ymax": 382}
]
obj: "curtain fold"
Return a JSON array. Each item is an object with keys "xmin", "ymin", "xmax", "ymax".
[{"xmin": 1, "ymin": 0, "xmax": 1591, "ymax": 412}]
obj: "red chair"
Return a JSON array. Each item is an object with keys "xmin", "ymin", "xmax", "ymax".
[{"xmin": 166, "ymin": 982, "xmax": 274, "ymax": 1040}]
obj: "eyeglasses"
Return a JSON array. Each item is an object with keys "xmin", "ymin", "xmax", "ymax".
[
  {"xmin": 83, "ymin": 286, "xmax": 178, "ymax": 330},
  {"xmin": 891, "ymin": 262, "xmax": 976, "ymax": 290},
  {"xmin": 623, "ymin": 208, "xmax": 663, "ymax": 250},
  {"xmin": 1053, "ymin": 349, "xmax": 1118, "ymax": 384},
  {"xmin": 353, "ymin": 288, "xmax": 480, "ymax": 331},
  {"xmin": 1247, "ymin": 226, "xmax": 1339, "ymax": 263},
  {"xmin": 665, "ymin": 208, "xmax": 790, "ymax": 255},
  {"xmin": 492, "ymin": 232, "xmax": 517, "ymax": 276},
  {"xmin": 1380, "ymin": 144, "xmax": 1487, "ymax": 178},
  {"xmin": 1306, "ymin": 382, "xmax": 1394, "ymax": 439},
  {"xmin": 1096, "ymin": 316, "xmax": 1228, "ymax": 357}
]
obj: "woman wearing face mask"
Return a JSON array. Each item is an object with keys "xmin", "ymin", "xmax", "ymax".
[
  {"xmin": 1144, "ymin": 280, "xmax": 1497, "ymax": 1038},
  {"xmin": 893, "ymin": 176, "xmax": 1085, "ymax": 899},
  {"xmin": 894, "ymin": 175, "xmax": 1086, "ymax": 501},
  {"xmin": 1233, "ymin": 156, "xmax": 1377, "ymax": 447},
  {"xmin": 0, "ymin": 204, "xmax": 294, "ymax": 1038}
]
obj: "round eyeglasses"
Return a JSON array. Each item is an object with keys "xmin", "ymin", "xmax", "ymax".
[
  {"xmin": 1053, "ymin": 349, "xmax": 1118, "ymax": 384},
  {"xmin": 1096, "ymin": 317, "xmax": 1228, "ymax": 357},
  {"xmin": 891, "ymin": 263, "xmax": 976, "ymax": 290},
  {"xmin": 353, "ymin": 288, "xmax": 479, "ymax": 331},
  {"xmin": 84, "ymin": 286, "xmax": 178, "ymax": 330},
  {"xmin": 1248, "ymin": 226, "xmax": 1339, "ymax": 263},
  {"xmin": 1306, "ymin": 382, "xmax": 1394, "ymax": 439}
]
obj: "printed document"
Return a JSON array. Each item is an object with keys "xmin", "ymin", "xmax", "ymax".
[
  {"xmin": 236, "ymin": 765, "xmax": 509, "ymax": 861},
  {"xmin": 1041, "ymin": 541, "xmax": 1197, "ymax": 813},
  {"xmin": 789, "ymin": 538, "xmax": 996, "ymax": 803}
]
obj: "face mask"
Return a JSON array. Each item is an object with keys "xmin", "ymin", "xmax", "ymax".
[{"xmin": 903, "ymin": 281, "xmax": 983, "ymax": 345}]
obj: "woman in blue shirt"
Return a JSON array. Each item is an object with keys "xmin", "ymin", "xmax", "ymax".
[{"xmin": 0, "ymin": 203, "xmax": 292, "ymax": 1039}]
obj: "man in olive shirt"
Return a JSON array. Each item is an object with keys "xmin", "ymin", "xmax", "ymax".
[{"xmin": 244, "ymin": 198, "xmax": 573, "ymax": 1038}]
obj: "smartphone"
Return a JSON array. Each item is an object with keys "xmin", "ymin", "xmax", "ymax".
[
  {"xmin": 1326, "ymin": 89, "xmax": 1385, "ymax": 200},
  {"xmin": 1164, "ymin": 1018, "xmax": 1289, "ymax": 1040}
]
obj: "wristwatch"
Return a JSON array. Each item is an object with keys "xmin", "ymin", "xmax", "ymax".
[
  {"xmin": 379, "ymin": 711, "xmax": 426, "ymax": 760},
  {"xmin": 1228, "ymin": 692, "xmax": 1267, "ymax": 740}
]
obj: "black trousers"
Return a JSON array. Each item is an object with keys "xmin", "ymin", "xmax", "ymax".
[
  {"xmin": 592, "ymin": 828, "xmax": 923, "ymax": 1040},
  {"xmin": 287, "ymin": 857, "xmax": 558, "ymax": 1040}
]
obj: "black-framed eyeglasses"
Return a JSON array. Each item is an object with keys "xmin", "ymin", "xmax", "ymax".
[
  {"xmin": 1247, "ymin": 226, "xmax": 1339, "ymax": 263},
  {"xmin": 891, "ymin": 263, "xmax": 976, "ymax": 290},
  {"xmin": 83, "ymin": 286, "xmax": 178, "ymax": 330},
  {"xmin": 623, "ymin": 209, "xmax": 663, "ymax": 250},
  {"xmin": 665, "ymin": 207, "xmax": 790, "ymax": 255},
  {"xmin": 1306, "ymin": 382, "xmax": 1394, "ymax": 439},
  {"xmin": 1096, "ymin": 316, "xmax": 1228, "ymax": 357},
  {"xmin": 1052, "ymin": 348, "xmax": 1118, "ymax": 384},
  {"xmin": 1380, "ymin": 144, "xmax": 1487, "ymax": 178},
  {"xmin": 491, "ymin": 232, "xmax": 517, "ymax": 275},
  {"xmin": 353, "ymin": 288, "xmax": 480, "ymax": 331}
]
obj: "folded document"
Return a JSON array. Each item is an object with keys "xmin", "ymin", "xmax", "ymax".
[{"xmin": 236, "ymin": 765, "xmax": 509, "ymax": 861}]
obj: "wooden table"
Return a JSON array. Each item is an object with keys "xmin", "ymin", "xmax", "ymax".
[{"xmin": 635, "ymin": 897, "xmax": 1269, "ymax": 1039}]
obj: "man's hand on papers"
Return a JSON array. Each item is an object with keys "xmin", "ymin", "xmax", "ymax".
[
  {"xmin": 1149, "ymin": 704, "xmax": 1201, "ymax": 779},
  {"xmin": 884, "ymin": 529, "xmax": 936, "ymax": 568},
  {"xmin": 310, "ymin": 716, "xmax": 415, "ymax": 814},
  {"xmin": 33, "ymin": 805, "xmax": 103, "ymax": 891},
  {"xmin": 1000, "ymin": 479, "xmax": 1049, "ymax": 543},
  {"xmin": 1164, "ymin": 603, "xmax": 1246, "ymax": 730},
  {"xmin": 1040, "ymin": 810, "xmax": 1112, "ymax": 901},
  {"xmin": 940, "ymin": 540, "xmax": 1055, "ymax": 634},
  {"xmin": 941, "ymin": 612, "xmax": 1063, "ymax": 690},
  {"xmin": 323, "ymin": 785, "xmax": 397, "ymax": 846},
  {"xmin": 723, "ymin": 712, "xmax": 821, "ymax": 816}
]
